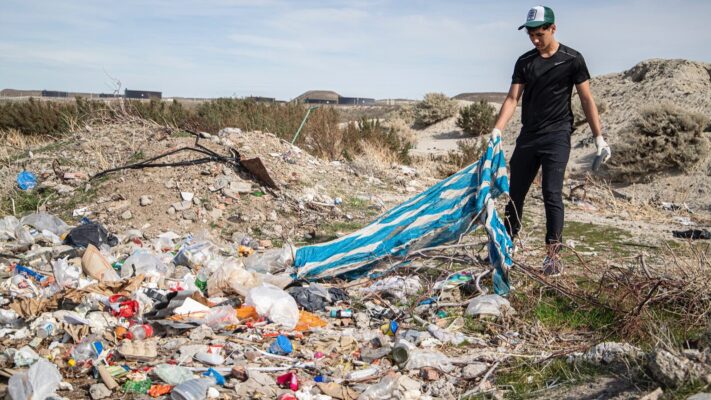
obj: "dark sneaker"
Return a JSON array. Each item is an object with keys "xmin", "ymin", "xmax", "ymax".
[{"xmin": 542, "ymin": 253, "xmax": 563, "ymax": 277}]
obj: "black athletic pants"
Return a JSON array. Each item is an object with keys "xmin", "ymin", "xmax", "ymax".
[{"xmin": 505, "ymin": 131, "xmax": 571, "ymax": 245}]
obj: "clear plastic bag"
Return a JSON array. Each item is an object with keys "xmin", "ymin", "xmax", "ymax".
[
  {"xmin": 405, "ymin": 350, "xmax": 453, "ymax": 372},
  {"xmin": 121, "ymin": 250, "xmax": 170, "ymax": 279},
  {"xmin": 154, "ymin": 363, "xmax": 195, "ymax": 386},
  {"xmin": 19, "ymin": 213, "xmax": 70, "ymax": 236},
  {"xmin": 358, "ymin": 374, "xmax": 398, "ymax": 399},
  {"xmin": 243, "ymin": 244, "xmax": 294, "ymax": 274},
  {"xmin": 200, "ymin": 305, "xmax": 239, "ymax": 330},
  {"xmin": 245, "ymin": 283, "xmax": 299, "ymax": 329}
]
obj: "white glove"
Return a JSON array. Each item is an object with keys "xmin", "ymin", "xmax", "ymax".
[{"xmin": 595, "ymin": 135, "xmax": 611, "ymax": 163}]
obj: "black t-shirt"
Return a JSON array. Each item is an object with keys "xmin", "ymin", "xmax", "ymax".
[{"xmin": 512, "ymin": 43, "xmax": 590, "ymax": 137}]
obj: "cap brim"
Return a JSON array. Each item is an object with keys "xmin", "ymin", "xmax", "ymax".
[{"xmin": 517, "ymin": 20, "xmax": 547, "ymax": 30}]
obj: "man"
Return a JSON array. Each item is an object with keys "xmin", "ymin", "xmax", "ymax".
[{"xmin": 491, "ymin": 5, "xmax": 611, "ymax": 275}]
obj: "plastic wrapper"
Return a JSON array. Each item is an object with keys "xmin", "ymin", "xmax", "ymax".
[{"xmin": 245, "ymin": 283, "xmax": 299, "ymax": 329}]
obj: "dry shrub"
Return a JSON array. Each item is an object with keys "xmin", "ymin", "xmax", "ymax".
[
  {"xmin": 384, "ymin": 117, "xmax": 417, "ymax": 147},
  {"xmin": 607, "ymin": 103, "xmax": 709, "ymax": 182},
  {"xmin": 350, "ymin": 141, "xmax": 400, "ymax": 176},
  {"xmin": 300, "ymin": 107, "xmax": 343, "ymax": 160},
  {"xmin": 413, "ymin": 93, "xmax": 458, "ymax": 128},
  {"xmin": 436, "ymin": 137, "xmax": 486, "ymax": 177},
  {"xmin": 456, "ymin": 100, "xmax": 496, "ymax": 136}
]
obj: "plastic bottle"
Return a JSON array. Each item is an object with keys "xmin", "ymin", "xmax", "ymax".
[
  {"xmin": 391, "ymin": 339, "xmax": 415, "ymax": 365},
  {"xmin": 346, "ymin": 366, "xmax": 380, "ymax": 381},
  {"xmin": 195, "ymin": 269, "xmax": 209, "ymax": 293},
  {"xmin": 126, "ymin": 324, "xmax": 154, "ymax": 340}
]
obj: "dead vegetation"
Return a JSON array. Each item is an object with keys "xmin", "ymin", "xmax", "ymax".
[{"xmin": 607, "ymin": 103, "xmax": 709, "ymax": 182}]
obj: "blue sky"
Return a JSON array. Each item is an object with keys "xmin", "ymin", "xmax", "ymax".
[{"xmin": 1, "ymin": 0, "xmax": 709, "ymax": 100}]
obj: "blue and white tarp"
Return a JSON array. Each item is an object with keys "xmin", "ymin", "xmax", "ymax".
[{"xmin": 293, "ymin": 132, "xmax": 513, "ymax": 295}]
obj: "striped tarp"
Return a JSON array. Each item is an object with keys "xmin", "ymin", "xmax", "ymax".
[{"xmin": 293, "ymin": 131, "xmax": 513, "ymax": 295}]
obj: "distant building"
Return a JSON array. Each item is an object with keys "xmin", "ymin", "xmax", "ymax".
[
  {"xmin": 295, "ymin": 90, "xmax": 375, "ymax": 105},
  {"xmin": 338, "ymin": 96, "xmax": 375, "ymax": 105},
  {"xmin": 124, "ymin": 89, "xmax": 162, "ymax": 99},
  {"xmin": 41, "ymin": 90, "xmax": 69, "ymax": 98},
  {"xmin": 296, "ymin": 90, "xmax": 340, "ymax": 104}
]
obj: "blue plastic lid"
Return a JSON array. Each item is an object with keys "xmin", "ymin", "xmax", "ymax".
[
  {"xmin": 16, "ymin": 171, "xmax": 37, "ymax": 190},
  {"xmin": 276, "ymin": 335, "xmax": 293, "ymax": 354}
]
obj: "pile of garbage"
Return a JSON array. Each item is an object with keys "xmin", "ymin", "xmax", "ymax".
[{"xmin": 0, "ymin": 212, "xmax": 518, "ymax": 399}]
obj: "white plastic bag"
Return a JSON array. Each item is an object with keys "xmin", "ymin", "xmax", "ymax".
[
  {"xmin": 8, "ymin": 358, "xmax": 62, "ymax": 400},
  {"xmin": 465, "ymin": 294, "xmax": 512, "ymax": 318},
  {"xmin": 52, "ymin": 257, "xmax": 81, "ymax": 289},
  {"xmin": 0, "ymin": 215, "xmax": 19, "ymax": 240},
  {"xmin": 245, "ymin": 283, "xmax": 299, "ymax": 329},
  {"xmin": 404, "ymin": 350, "xmax": 453, "ymax": 372}
]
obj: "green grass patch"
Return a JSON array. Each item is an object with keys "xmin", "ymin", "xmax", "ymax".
[
  {"xmin": 1, "ymin": 187, "xmax": 57, "ymax": 216},
  {"xmin": 510, "ymin": 290, "xmax": 616, "ymax": 334},
  {"xmin": 564, "ymin": 220, "xmax": 634, "ymax": 257},
  {"xmin": 494, "ymin": 358, "xmax": 606, "ymax": 400},
  {"xmin": 127, "ymin": 150, "xmax": 145, "ymax": 162}
]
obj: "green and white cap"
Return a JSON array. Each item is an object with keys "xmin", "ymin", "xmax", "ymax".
[{"xmin": 518, "ymin": 5, "xmax": 555, "ymax": 30}]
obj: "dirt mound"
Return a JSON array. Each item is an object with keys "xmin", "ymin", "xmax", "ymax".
[{"xmin": 2, "ymin": 123, "xmax": 432, "ymax": 241}]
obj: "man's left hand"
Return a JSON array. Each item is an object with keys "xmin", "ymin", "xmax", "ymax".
[{"xmin": 595, "ymin": 135, "xmax": 611, "ymax": 163}]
